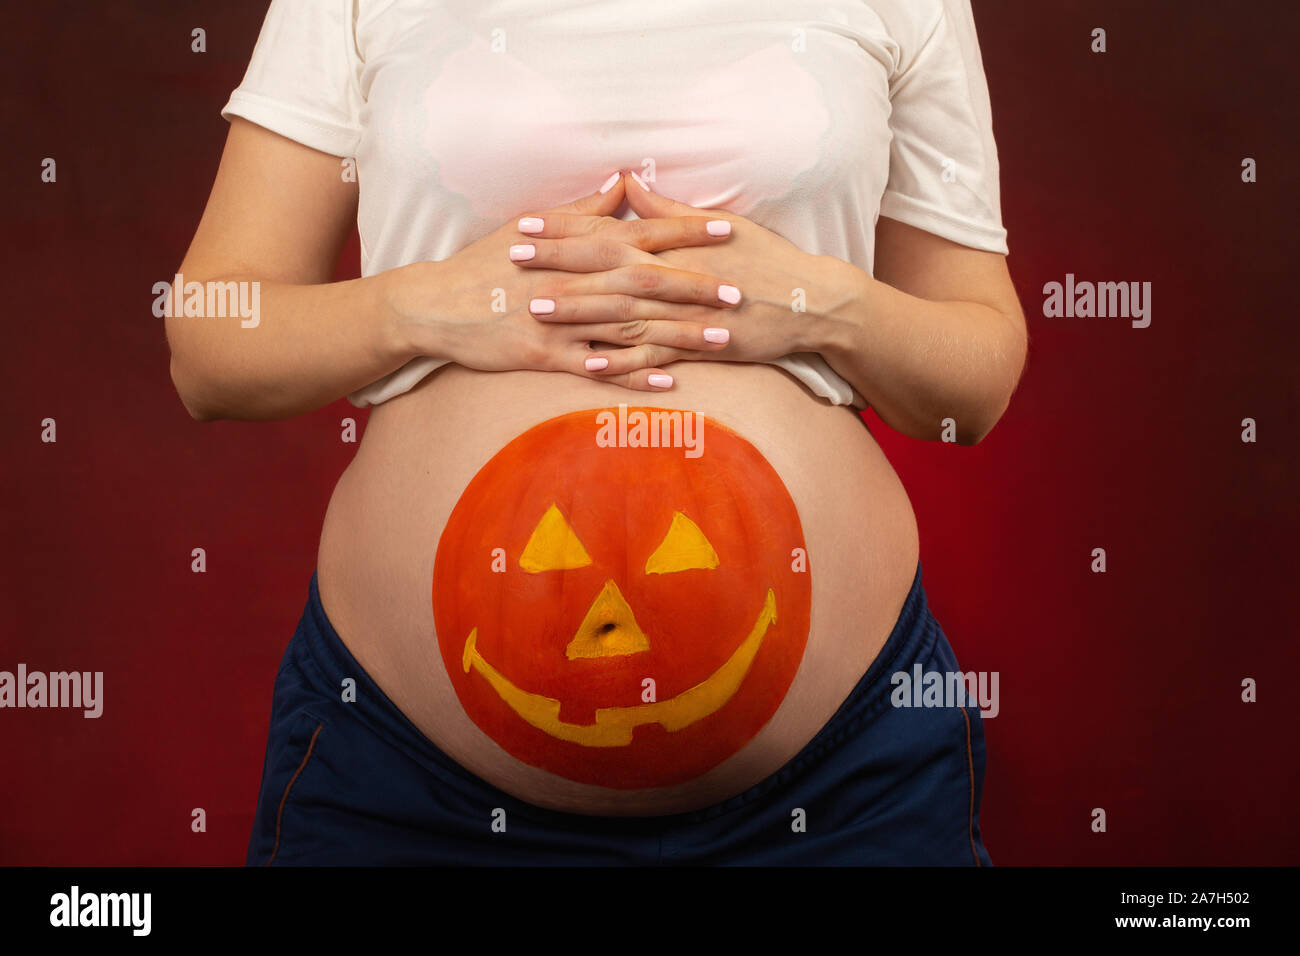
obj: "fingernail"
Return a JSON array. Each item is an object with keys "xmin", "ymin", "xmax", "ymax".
[
  {"xmin": 585, "ymin": 356, "xmax": 609, "ymax": 371},
  {"xmin": 703, "ymin": 327, "xmax": 729, "ymax": 344},
  {"xmin": 598, "ymin": 171, "xmax": 621, "ymax": 194},
  {"xmin": 509, "ymin": 244, "xmax": 535, "ymax": 261},
  {"xmin": 518, "ymin": 217, "xmax": 544, "ymax": 233},
  {"xmin": 647, "ymin": 373, "xmax": 673, "ymax": 388},
  {"xmin": 717, "ymin": 284, "xmax": 741, "ymax": 304},
  {"xmin": 706, "ymin": 220, "xmax": 731, "ymax": 237},
  {"xmin": 530, "ymin": 298, "xmax": 555, "ymax": 315},
  {"xmin": 628, "ymin": 171, "xmax": 651, "ymax": 192}
]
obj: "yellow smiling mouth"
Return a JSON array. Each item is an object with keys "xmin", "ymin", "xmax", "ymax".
[{"xmin": 460, "ymin": 589, "xmax": 777, "ymax": 747}]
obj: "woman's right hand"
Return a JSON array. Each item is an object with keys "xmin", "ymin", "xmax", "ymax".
[{"xmin": 385, "ymin": 173, "xmax": 741, "ymax": 391}]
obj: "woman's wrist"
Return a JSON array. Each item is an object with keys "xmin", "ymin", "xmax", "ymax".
[
  {"xmin": 802, "ymin": 254, "xmax": 872, "ymax": 361},
  {"xmin": 377, "ymin": 260, "xmax": 451, "ymax": 366}
]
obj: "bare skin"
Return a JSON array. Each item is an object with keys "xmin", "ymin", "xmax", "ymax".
[
  {"xmin": 168, "ymin": 118, "xmax": 1026, "ymax": 437},
  {"xmin": 169, "ymin": 119, "xmax": 747, "ymax": 420},
  {"xmin": 169, "ymin": 118, "xmax": 1026, "ymax": 815},
  {"xmin": 516, "ymin": 173, "xmax": 1027, "ymax": 443}
]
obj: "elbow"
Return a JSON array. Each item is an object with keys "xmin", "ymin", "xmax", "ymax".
[
  {"xmin": 955, "ymin": 333, "xmax": 1028, "ymax": 446},
  {"xmin": 166, "ymin": 318, "xmax": 232, "ymax": 422},
  {"xmin": 952, "ymin": 402, "xmax": 1006, "ymax": 446},
  {"xmin": 929, "ymin": 402, "xmax": 1002, "ymax": 446},
  {"xmin": 165, "ymin": 316, "xmax": 218, "ymax": 421},
  {"xmin": 168, "ymin": 353, "xmax": 222, "ymax": 422}
]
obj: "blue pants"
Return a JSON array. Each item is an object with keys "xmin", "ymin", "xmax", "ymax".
[{"xmin": 246, "ymin": 563, "xmax": 992, "ymax": 865}]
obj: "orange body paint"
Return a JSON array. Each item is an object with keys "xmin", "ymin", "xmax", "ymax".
[{"xmin": 432, "ymin": 408, "xmax": 811, "ymax": 789}]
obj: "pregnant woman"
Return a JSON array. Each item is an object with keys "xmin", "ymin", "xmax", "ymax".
[{"xmin": 167, "ymin": 0, "xmax": 1026, "ymax": 865}]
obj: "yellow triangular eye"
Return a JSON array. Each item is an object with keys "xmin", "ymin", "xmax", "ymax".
[
  {"xmin": 519, "ymin": 503, "xmax": 593, "ymax": 573},
  {"xmin": 645, "ymin": 512, "xmax": 720, "ymax": 574}
]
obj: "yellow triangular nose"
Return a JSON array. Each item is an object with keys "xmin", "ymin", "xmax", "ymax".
[{"xmin": 564, "ymin": 579, "xmax": 651, "ymax": 659}]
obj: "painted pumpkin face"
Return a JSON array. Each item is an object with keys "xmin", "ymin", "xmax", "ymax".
[{"xmin": 432, "ymin": 407, "xmax": 811, "ymax": 789}]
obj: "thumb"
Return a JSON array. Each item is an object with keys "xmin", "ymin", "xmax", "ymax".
[{"xmin": 543, "ymin": 171, "xmax": 627, "ymax": 216}]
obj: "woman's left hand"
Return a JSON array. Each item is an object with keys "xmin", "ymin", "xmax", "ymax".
[{"xmin": 516, "ymin": 171, "xmax": 850, "ymax": 366}]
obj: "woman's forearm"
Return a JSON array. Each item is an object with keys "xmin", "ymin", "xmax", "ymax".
[
  {"xmin": 810, "ymin": 257, "xmax": 1027, "ymax": 445},
  {"xmin": 165, "ymin": 266, "xmax": 424, "ymax": 422}
]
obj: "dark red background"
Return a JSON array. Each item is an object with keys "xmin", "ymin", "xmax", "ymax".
[{"xmin": 2, "ymin": 1, "xmax": 1296, "ymax": 864}]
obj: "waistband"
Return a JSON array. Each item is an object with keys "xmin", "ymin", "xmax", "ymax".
[{"xmin": 292, "ymin": 560, "xmax": 937, "ymax": 828}]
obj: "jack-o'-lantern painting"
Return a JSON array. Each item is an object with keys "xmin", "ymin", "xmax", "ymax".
[{"xmin": 432, "ymin": 407, "xmax": 811, "ymax": 789}]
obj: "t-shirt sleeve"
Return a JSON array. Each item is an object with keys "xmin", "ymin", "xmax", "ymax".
[
  {"xmin": 878, "ymin": 0, "xmax": 1009, "ymax": 254},
  {"xmin": 220, "ymin": 0, "xmax": 364, "ymax": 158}
]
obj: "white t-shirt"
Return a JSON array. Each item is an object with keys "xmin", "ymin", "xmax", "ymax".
[{"xmin": 221, "ymin": 0, "xmax": 1009, "ymax": 409}]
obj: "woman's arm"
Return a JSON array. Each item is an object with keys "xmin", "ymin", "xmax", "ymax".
[
  {"xmin": 167, "ymin": 121, "xmax": 743, "ymax": 421},
  {"xmin": 166, "ymin": 117, "xmax": 415, "ymax": 421},
  {"xmin": 814, "ymin": 216, "xmax": 1028, "ymax": 445},
  {"xmin": 589, "ymin": 180, "xmax": 1026, "ymax": 445}
]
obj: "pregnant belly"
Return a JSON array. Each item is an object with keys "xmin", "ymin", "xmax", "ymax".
[{"xmin": 316, "ymin": 361, "xmax": 918, "ymax": 816}]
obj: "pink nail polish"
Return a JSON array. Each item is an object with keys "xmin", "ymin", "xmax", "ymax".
[
  {"xmin": 647, "ymin": 373, "xmax": 673, "ymax": 388},
  {"xmin": 509, "ymin": 244, "xmax": 535, "ymax": 261},
  {"xmin": 706, "ymin": 220, "xmax": 731, "ymax": 237},
  {"xmin": 598, "ymin": 171, "xmax": 621, "ymax": 194},
  {"xmin": 629, "ymin": 171, "xmax": 651, "ymax": 192},
  {"xmin": 530, "ymin": 298, "xmax": 555, "ymax": 315},
  {"xmin": 703, "ymin": 327, "xmax": 729, "ymax": 344},
  {"xmin": 585, "ymin": 356, "xmax": 609, "ymax": 371},
  {"xmin": 717, "ymin": 284, "xmax": 741, "ymax": 304},
  {"xmin": 518, "ymin": 217, "xmax": 544, "ymax": 234}
]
